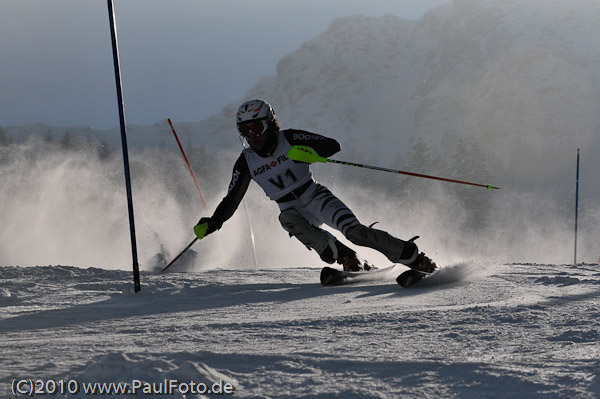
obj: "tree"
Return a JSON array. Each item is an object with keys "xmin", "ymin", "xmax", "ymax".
[
  {"xmin": 61, "ymin": 131, "xmax": 74, "ymax": 150},
  {"xmin": 190, "ymin": 143, "xmax": 215, "ymax": 182},
  {"xmin": 97, "ymin": 139, "xmax": 111, "ymax": 160},
  {"xmin": 448, "ymin": 135, "xmax": 493, "ymax": 230},
  {"xmin": 0, "ymin": 126, "xmax": 12, "ymax": 146},
  {"xmin": 44, "ymin": 129, "xmax": 54, "ymax": 146},
  {"xmin": 392, "ymin": 135, "xmax": 437, "ymax": 199},
  {"xmin": 407, "ymin": 136, "xmax": 434, "ymax": 173}
]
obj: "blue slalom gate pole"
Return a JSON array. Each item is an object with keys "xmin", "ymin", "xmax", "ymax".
[
  {"xmin": 107, "ymin": 0, "xmax": 141, "ymax": 292},
  {"xmin": 574, "ymin": 148, "xmax": 580, "ymax": 265}
]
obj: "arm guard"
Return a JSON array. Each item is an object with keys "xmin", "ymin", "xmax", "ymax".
[{"xmin": 284, "ymin": 129, "xmax": 341, "ymax": 158}]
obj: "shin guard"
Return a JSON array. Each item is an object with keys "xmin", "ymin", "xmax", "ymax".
[{"xmin": 346, "ymin": 224, "xmax": 418, "ymax": 265}]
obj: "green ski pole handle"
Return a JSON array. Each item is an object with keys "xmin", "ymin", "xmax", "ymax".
[
  {"xmin": 194, "ymin": 222, "xmax": 209, "ymax": 240},
  {"xmin": 287, "ymin": 145, "xmax": 327, "ymax": 164}
]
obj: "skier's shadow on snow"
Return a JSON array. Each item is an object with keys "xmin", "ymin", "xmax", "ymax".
[{"xmin": 0, "ymin": 273, "xmax": 456, "ymax": 332}]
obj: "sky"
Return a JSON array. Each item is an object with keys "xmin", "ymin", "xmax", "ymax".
[{"xmin": 0, "ymin": 0, "xmax": 449, "ymax": 130}]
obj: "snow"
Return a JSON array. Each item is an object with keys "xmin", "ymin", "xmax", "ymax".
[
  {"xmin": 2, "ymin": 262, "xmax": 599, "ymax": 398},
  {"xmin": 3, "ymin": 1, "xmax": 600, "ymax": 397}
]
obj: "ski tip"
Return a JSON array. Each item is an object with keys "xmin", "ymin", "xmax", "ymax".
[
  {"xmin": 396, "ymin": 269, "xmax": 425, "ymax": 287},
  {"xmin": 320, "ymin": 267, "xmax": 343, "ymax": 286}
]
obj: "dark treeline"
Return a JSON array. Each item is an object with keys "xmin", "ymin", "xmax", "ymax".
[
  {"xmin": 2, "ymin": 125, "xmax": 599, "ymax": 263},
  {"xmin": 2, "ymin": 125, "xmax": 591, "ymax": 237},
  {"xmin": 0, "ymin": 126, "xmax": 113, "ymax": 161},
  {"xmin": 0, "ymin": 125, "xmax": 495, "ymax": 229}
]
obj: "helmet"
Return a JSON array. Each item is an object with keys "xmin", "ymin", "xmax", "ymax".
[{"xmin": 236, "ymin": 99, "xmax": 277, "ymax": 137}]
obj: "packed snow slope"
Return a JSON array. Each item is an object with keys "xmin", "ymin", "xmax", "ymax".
[{"xmin": 1, "ymin": 262, "xmax": 599, "ymax": 398}]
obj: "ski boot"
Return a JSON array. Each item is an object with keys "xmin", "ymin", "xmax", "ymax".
[
  {"xmin": 396, "ymin": 253, "xmax": 438, "ymax": 288},
  {"xmin": 406, "ymin": 252, "xmax": 438, "ymax": 274},
  {"xmin": 336, "ymin": 243, "xmax": 376, "ymax": 272},
  {"xmin": 340, "ymin": 250, "xmax": 363, "ymax": 272},
  {"xmin": 397, "ymin": 252, "xmax": 439, "ymax": 287},
  {"xmin": 396, "ymin": 236, "xmax": 439, "ymax": 287},
  {"xmin": 362, "ymin": 260, "xmax": 377, "ymax": 271},
  {"xmin": 402, "ymin": 236, "xmax": 438, "ymax": 274}
]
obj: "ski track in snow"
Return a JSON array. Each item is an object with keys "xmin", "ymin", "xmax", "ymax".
[{"xmin": 1, "ymin": 263, "xmax": 600, "ymax": 398}]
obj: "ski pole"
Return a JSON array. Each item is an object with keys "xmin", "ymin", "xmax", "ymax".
[
  {"xmin": 288, "ymin": 145, "xmax": 500, "ymax": 191},
  {"xmin": 161, "ymin": 222, "xmax": 210, "ymax": 272},
  {"xmin": 162, "ymin": 237, "xmax": 197, "ymax": 272}
]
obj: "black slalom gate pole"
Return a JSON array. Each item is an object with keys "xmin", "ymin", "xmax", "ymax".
[
  {"xmin": 574, "ymin": 148, "xmax": 580, "ymax": 265},
  {"xmin": 107, "ymin": 0, "xmax": 141, "ymax": 292}
]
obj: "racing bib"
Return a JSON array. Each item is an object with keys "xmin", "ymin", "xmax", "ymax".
[{"xmin": 243, "ymin": 132, "xmax": 313, "ymax": 201}]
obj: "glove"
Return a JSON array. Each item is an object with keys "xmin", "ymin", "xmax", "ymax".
[
  {"xmin": 194, "ymin": 217, "xmax": 221, "ymax": 239},
  {"xmin": 287, "ymin": 145, "xmax": 327, "ymax": 164}
]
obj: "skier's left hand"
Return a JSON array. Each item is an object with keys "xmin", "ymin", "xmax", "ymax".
[{"xmin": 287, "ymin": 145, "xmax": 327, "ymax": 164}]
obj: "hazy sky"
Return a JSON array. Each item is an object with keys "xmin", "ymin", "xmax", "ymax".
[{"xmin": 1, "ymin": 0, "xmax": 449, "ymax": 129}]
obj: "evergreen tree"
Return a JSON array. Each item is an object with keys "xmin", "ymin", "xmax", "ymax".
[
  {"xmin": 97, "ymin": 139, "xmax": 111, "ymax": 160},
  {"xmin": 387, "ymin": 150, "xmax": 405, "ymax": 197},
  {"xmin": 44, "ymin": 129, "xmax": 55, "ymax": 146},
  {"xmin": 394, "ymin": 136, "xmax": 436, "ymax": 199},
  {"xmin": 469, "ymin": 139, "xmax": 492, "ymax": 184},
  {"xmin": 185, "ymin": 139, "xmax": 194, "ymax": 158},
  {"xmin": 61, "ymin": 131, "xmax": 74, "ymax": 150},
  {"xmin": 0, "ymin": 126, "xmax": 12, "ymax": 146},
  {"xmin": 191, "ymin": 144, "xmax": 214, "ymax": 182},
  {"xmin": 449, "ymin": 135, "xmax": 493, "ymax": 230},
  {"xmin": 407, "ymin": 136, "xmax": 433, "ymax": 173}
]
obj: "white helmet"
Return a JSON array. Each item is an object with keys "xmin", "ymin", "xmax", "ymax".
[{"xmin": 236, "ymin": 99, "xmax": 277, "ymax": 137}]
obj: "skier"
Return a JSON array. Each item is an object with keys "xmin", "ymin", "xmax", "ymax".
[{"xmin": 196, "ymin": 99, "xmax": 436, "ymax": 273}]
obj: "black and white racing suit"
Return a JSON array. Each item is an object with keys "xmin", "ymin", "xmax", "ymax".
[{"xmin": 208, "ymin": 129, "xmax": 417, "ymax": 265}]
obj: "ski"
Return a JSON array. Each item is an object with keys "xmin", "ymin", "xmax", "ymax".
[
  {"xmin": 396, "ymin": 269, "xmax": 426, "ymax": 287},
  {"xmin": 396, "ymin": 249, "xmax": 440, "ymax": 287},
  {"xmin": 396, "ymin": 267, "xmax": 439, "ymax": 288},
  {"xmin": 320, "ymin": 265, "xmax": 397, "ymax": 286}
]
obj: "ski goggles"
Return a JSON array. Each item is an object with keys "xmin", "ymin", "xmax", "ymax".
[{"xmin": 237, "ymin": 119, "xmax": 268, "ymax": 138}]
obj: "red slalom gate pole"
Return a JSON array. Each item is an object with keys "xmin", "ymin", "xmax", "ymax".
[
  {"xmin": 162, "ymin": 118, "xmax": 210, "ymax": 273},
  {"xmin": 165, "ymin": 118, "xmax": 258, "ymax": 272},
  {"xmin": 168, "ymin": 118, "xmax": 208, "ymax": 211}
]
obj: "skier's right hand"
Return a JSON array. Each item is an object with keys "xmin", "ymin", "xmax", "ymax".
[{"xmin": 195, "ymin": 217, "xmax": 221, "ymax": 239}]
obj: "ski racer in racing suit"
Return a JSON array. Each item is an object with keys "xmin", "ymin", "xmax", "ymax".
[{"xmin": 196, "ymin": 99, "xmax": 435, "ymax": 273}]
